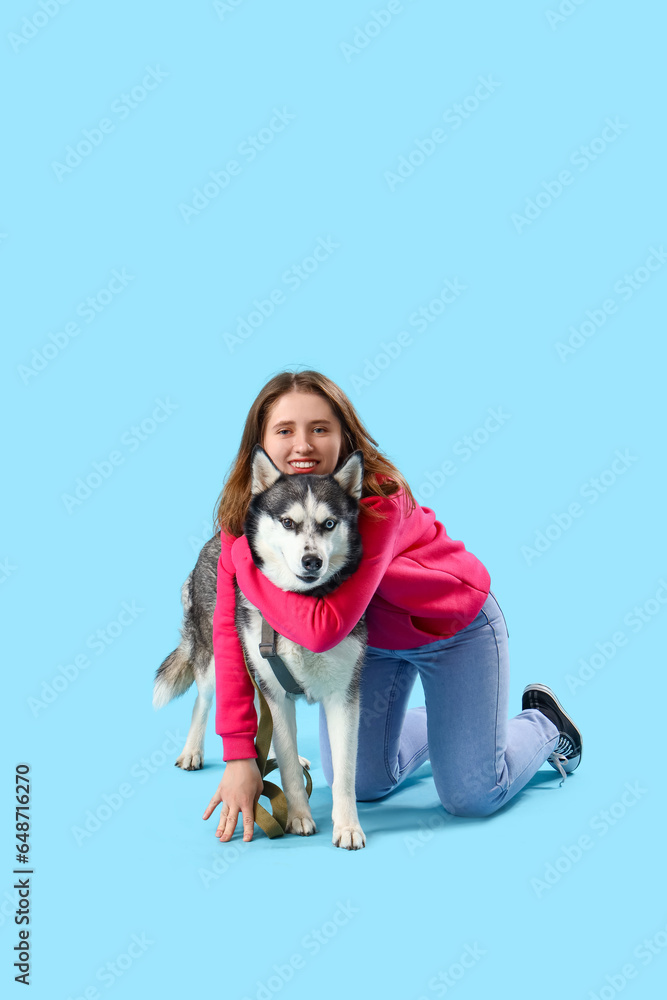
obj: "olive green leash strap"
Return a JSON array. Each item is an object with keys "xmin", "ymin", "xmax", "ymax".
[
  {"xmin": 240, "ymin": 651, "xmax": 312, "ymax": 839},
  {"xmin": 254, "ymin": 784, "xmax": 287, "ymax": 839}
]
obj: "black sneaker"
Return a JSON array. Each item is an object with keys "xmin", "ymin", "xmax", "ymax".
[{"xmin": 522, "ymin": 683, "xmax": 583, "ymax": 785}]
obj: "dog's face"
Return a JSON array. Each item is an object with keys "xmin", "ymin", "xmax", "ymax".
[{"xmin": 245, "ymin": 446, "xmax": 364, "ymax": 593}]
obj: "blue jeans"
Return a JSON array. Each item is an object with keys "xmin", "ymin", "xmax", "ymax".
[{"xmin": 318, "ymin": 591, "xmax": 561, "ymax": 817}]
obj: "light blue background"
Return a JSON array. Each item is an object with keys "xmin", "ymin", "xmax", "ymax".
[{"xmin": 3, "ymin": 1, "xmax": 666, "ymax": 997}]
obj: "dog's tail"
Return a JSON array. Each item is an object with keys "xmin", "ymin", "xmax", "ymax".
[{"xmin": 153, "ymin": 573, "xmax": 196, "ymax": 709}]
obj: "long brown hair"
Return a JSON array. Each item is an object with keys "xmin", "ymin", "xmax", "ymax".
[{"xmin": 213, "ymin": 369, "xmax": 417, "ymax": 537}]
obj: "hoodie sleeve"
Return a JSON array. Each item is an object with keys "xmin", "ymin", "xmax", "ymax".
[
  {"xmin": 212, "ymin": 536, "xmax": 259, "ymax": 761},
  {"xmin": 376, "ymin": 521, "xmax": 491, "ymax": 615},
  {"xmin": 373, "ymin": 519, "xmax": 491, "ymax": 636},
  {"xmin": 230, "ymin": 495, "xmax": 404, "ymax": 653}
]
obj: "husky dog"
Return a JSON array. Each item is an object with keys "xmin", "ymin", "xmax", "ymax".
[{"xmin": 154, "ymin": 445, "xmax": 368, "ymax": 850}]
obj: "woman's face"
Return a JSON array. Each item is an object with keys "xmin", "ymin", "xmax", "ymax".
[{"xmin": 261, "ymin": 390, "xmax": 343, "ymax": 477}]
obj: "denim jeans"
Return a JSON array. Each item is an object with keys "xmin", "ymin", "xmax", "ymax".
[{"xmin": 318, "ymin": 591, "xmax": 561, "ymax": 817}]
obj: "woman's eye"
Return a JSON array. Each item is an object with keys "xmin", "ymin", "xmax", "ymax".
[
  {"xmin": 277, "ymin": 428, "xmax": 327, "ymax": 435},
  {"xmin": 324, "ymin": 519, "xmax": 336, "ymax": 530},
  {"xmin": 282, "ymin": 518, "xmax": 293, "ymax": 529}
]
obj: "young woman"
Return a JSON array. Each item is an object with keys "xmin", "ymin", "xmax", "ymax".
[{"xmin": 202, "ymin": 369, "xmax": 583, "ymax": 843}]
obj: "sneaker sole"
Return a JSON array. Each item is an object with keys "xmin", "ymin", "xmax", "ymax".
[{"xmin": 522, "ymin": 682, "xmax": 583, "ymax": 772}]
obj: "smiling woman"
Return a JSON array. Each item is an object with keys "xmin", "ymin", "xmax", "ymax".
[
  {"xmin": 213, "ymin": 369, "xmax": 415, "ymax": 539},
  {"xmin": 262, "ymin": 392, "xmax": 343, "ymax": 478},
  {"xmin": 196, "ymin": 367, "xmax": 583, "ymax": 847}
]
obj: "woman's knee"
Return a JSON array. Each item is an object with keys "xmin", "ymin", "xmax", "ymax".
[
  {"xmin": 441, "ymin": 792, "xmax": 498, "ymax": 818},
  {"xmin": 436, "ymin": 772, "xmax": 503, "ymax": 817},
  {"xmin": 320, "ymin": 759, "xmax": 393, "ymax": 801},
  {"xmin": 355, "ymin": 778, "xmax": 395, "ymax": 801}
]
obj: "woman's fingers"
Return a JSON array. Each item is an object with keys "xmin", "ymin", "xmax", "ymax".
[
  {"xmin": 202, "ymin": 791, "xmax": 222, "ymax": 820},
  {"xmin": 202, "ymin": 795, "xmax": 220, "ymax": 819},
  {"xmin": 241, "ymin": 803, "xmax": 255, "ymax": 842},
  {"xmin": 214, "ymin": 800, "xmax": 256, "ymax": 842},
  {"xmin": 214, "ymin": 803, "xmax": 229, "ymax": 838},
  {"xmin": 217, "ymin": 804, "xmax": 238, "ymax": 842},
  {"xmin": 202, "ymin": 779, "xmax": 259, "ymax": 842}
]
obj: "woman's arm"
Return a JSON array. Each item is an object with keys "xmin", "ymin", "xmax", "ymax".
[
  {"xmin": 374, "ymin": 522, "xmax": 491, "ymax": 616},
  {"xmin": 230, "ymin": 495, "xmax": 404, "ymax": 653},
  {"xmin": 212, "ymin": 544, "xmax": 258, "ymax": 762}
]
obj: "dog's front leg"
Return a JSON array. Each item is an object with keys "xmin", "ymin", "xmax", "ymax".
[
  {"xmin": 321, "ymin": 692, "xmax": 366, "ymax": 850},
  {"xmin": 265, "ymin": 693, "xmax": 317, "ymax": 836}
]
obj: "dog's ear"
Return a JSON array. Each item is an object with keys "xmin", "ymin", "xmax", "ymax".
[
  {"xmin": 332, "ymin": 450, "xmax": 364, "ymax": 500},
  {"xmin": 250, "ymin": 445, "xmax": 283, "ymax": 495}
]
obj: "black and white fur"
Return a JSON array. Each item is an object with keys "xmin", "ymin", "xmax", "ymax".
[{"xmin": 154, "ymin": 446, "xmax": 368, "ymax": 849}]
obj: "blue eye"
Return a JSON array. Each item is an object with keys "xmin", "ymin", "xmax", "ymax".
[
  {"xmin": 277, "ymin": 427, "xmax": 327, "ymax": 435},
  {"xmin": 281, "ymin": 518, "xmax": 294, "ymax": 529},
  {"xmin": 324, "ymin": 519, "xmax": 336, "ymax": 530}
]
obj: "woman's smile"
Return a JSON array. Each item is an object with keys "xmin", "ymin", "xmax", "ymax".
[{"xmin": 288, "ymin": 459, "xmax": 320, "ymax": 472}]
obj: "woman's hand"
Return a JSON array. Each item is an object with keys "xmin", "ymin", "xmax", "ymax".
[{"xmin": 202, "ymin": 758, "xmax": 264, "ymax": 843}]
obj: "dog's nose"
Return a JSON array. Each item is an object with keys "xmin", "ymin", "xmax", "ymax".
[{"xmin": 301, "ymin": 554, "xmax": 322, "ymax": 573}]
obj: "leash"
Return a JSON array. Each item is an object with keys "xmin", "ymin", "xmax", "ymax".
[
  {"xmin": 259, "ymin": 614, "xmax": 305, "ymax": 695},
  {"xmin": 239, "ymin": 614, "xmax": 312, "ymax": 839}
]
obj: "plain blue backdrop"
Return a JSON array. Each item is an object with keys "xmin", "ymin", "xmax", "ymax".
[{"xmin": 3, "ymin": 1, "xmax": 667, "ymax": 998}]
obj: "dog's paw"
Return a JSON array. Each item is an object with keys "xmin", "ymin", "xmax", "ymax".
[
  {"xmin": 298, "ymin": 755, "xmax": 311, "ymax": 770},
  {"xmin": 175, "ymin": 750, "xmax": 203, "ymax": 770},
  {"xmin": 286, "ymin": 811, "xmax": 317, "ymax": 836},
  {"xmin": 332, "ymin": 823, "xmax": 366, "ymax": 850}
]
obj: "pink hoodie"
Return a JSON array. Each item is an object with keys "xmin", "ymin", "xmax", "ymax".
[{"xmin": 212, "ymin": 484, "xmax": 491, "ymax": 761}]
